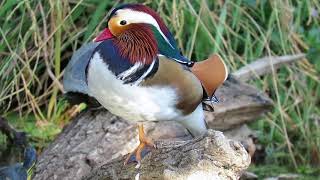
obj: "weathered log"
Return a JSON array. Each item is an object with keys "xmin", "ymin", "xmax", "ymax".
[
  {"xmin": 33, "ymin": 76, "xmax": 270, "ymax": 180},
  {"xmin": 205, "ymin": 76, "xmax": 272, "ymax": 130},
  {"xmin": 83, "ymin": 130, "xmax": 250, "ymax": 180}
]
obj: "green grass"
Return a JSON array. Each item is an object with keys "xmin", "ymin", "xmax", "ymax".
[
  {"xmin": 0, "ymin": 0, "xmax": 319, "ymax": 178},
  {"xmin": 249, "ymin": 164, "xmax": 319, "ymax": 179},
  {"xmin": 4, "ymin": 113, "xmax": 61, "ymax": 148}
]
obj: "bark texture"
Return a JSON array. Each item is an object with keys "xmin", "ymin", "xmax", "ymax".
[
  {"xmin": 33, "ymin": 76, "xmax": 271, "ymax": 180},
  {"xmin": 205, "ymin": 76, "xmax": 272, "ymax": 130},
  {"xmin": 84, "ymin": 130, "xmax": 251, "ymax": 180}
]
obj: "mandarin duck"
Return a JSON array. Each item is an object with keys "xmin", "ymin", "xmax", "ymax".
[{"xmin": 63, "ymin": 3, "xmax": 228, "ymax": 165}]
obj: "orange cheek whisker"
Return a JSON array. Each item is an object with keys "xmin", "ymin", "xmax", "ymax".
[{"xmin": 114, "ymin": 24, "xmax": 157, "ymax": 65}]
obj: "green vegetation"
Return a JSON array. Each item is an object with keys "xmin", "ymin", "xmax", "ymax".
[{"xmin": 0, "ymin": 0, "xmax": 319, "ymax": 178}]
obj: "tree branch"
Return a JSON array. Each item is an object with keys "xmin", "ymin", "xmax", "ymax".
[{"xmin": 233, "ymin": 54, "xmax": 306, "ymax": 82}]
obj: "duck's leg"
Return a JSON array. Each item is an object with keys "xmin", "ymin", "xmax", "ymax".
[{"xmin": 124, "ymin": 124, "xmax": 155, "ymax": 167}]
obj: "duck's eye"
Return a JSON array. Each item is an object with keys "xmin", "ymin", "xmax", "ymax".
[{"xmin": 119, "ymin": 20, "xmax": 127, "ymax": 25}]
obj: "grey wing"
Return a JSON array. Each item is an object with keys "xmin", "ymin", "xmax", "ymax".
[{"xmin": 63, "ymin": 42, "xmax": 100, "ymax": 94}]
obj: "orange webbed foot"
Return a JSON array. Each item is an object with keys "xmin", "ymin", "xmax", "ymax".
[{"xmin": 124, "ymin": 124, "xmax": 155, "ymax": 168}]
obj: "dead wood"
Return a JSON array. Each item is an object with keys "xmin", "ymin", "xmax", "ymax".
[
  {"xmin": 83, "ymin": 130, "xmax": 250, "ymax": 180},
  {"xmin": 205, "ymin": 76, "xmax": 272, "ymax": 130},
  {"xmin": 233, "ymin": 54, "xmax": 306, "ymax": 82}
]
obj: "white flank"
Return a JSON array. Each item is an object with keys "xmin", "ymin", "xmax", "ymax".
[
  {"xmin": 115, "ymin": 9, "xmax": 174, "ymax": 49},
  {"xmin": 87, "ymin": 52, "xmax": 180, "ymax": 122},
  {"xmin": 178, "ymin": 104, "xmax": 207, "ymax": 136}
]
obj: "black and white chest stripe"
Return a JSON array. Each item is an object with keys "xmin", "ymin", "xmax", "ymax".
[
  {"xmin": 86, "ymin": 40, "xmax": 159, "ymax": 85},
  {"xmin": 117, "ymin": 58, "xmax": 159, "ymax": 84}
]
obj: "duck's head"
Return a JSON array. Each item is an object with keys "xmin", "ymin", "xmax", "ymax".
[{"xmin": 94, "ymin": 4, "xmax": 182, "ymax": 64}]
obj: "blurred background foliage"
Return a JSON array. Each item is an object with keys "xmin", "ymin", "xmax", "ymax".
[{"xmin": 0, "ymin": 0, "xmax": 319, "ymax": 178}]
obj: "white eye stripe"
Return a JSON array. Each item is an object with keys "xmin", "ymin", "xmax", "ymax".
[{"xmin": 116, "ymin": 9, "xmax": 174, "ymax": 49}]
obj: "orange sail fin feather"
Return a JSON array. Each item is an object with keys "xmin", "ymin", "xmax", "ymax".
[{"xmin": 191, "ymin": 54, "xmax": 228, "ymax": 97}]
